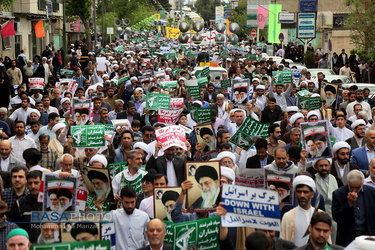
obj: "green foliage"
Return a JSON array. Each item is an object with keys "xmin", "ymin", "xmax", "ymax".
[
  {"xmin": 157, "ymin": 0, "xmax": 171, "ymax": 12},
  {"xmin": 303, "ymin": 50, "xmax": 315, "ymax": 68},
  {"xmin": 114, "ymin": 0, "xmax": 156, "ymax": 29},
  {"xmin": 0, "ymin": 0, "xmax": 16, "ymax": 9},
  {"xmin": 195, "ymin": 0, "xmax": 222, "ymax": 22},
  {"xmin": 229, "ymin": 0, "xmax": 248, "ymax": 37},
  {"xmin": 346, "ymin": 0, "xmax": 375, "ymax": 52},
  {"xmin": 96, "ymin": 12, "xmax": 118, "ymax": 43}
]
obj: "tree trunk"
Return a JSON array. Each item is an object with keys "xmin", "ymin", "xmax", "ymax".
[{"xmin": 81, "ymin": 17, "xmax": 93, "ymax": 51}]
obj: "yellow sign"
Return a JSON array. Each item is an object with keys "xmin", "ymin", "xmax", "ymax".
[
  {"xmin": 166, "ymin": 27, "xmax": 181, "ymax": 38},
  {"xmin": 155, "ymin": 14, "xmax": 160, "ymax": 20}
]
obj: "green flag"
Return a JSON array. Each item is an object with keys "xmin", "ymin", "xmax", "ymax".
[{"xmin": 268, "ymin": 4, "xmax": 282, "ymax": 43}]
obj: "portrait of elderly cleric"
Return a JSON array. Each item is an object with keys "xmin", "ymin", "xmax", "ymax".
[
  {"xmin": 154, "ymin": 188, "xmax": 181, "ymax": 221},
  {"xmin": 80, "ymin": 165, "xmax": 114, "ymax": 202},
  {"xmin": 194, "ymin": 124, "xmax": 218, "ymax": 155},
  {"xmin": 186, "ymin": 162, "xmax": 221, "ymax": 211},
  {"xmin": 43, "ymin": 174, "xmax": 77, "ymax": 212}
]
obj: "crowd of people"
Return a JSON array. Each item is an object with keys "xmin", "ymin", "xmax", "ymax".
[{"xmin": 1, "ymin": 31, "xmax": 375, "ymax": 250}]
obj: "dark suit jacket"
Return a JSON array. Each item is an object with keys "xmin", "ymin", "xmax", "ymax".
[
  {"xmin": 246, "ymin": 154, "xmax": 274, "ymax": 169},
  {"xmin": 345, "ymin": 136, "xmax": 366, "ymax": 151},
  {"xmin": 295, "ymin": 241, "xmax": 343, "ymax": 250},
  {"xmin": 203, "ymin": 91, "xmax": 217, "ymax": 103},
  {"xmin": 116, "ymin": 110, "xmax": 144, "ymax": 127},
  {"xmin": 145, "ymin": 155, "xmax": 186, "ymax": 185},
  {"xmin": 350, "ymin": 145, "xmax": 369, "ymax": 174},
  {"xmin": 332, "ymin": 185, "xmax": 375, "ymax": 246},
  {"xmin": 137, "ymin": 244, "xmax": 172, "ymax": 250}
]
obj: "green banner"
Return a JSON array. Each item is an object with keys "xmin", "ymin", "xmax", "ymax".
[
  {"xmin": 272, "ymin": 70, "xmax": 293, "ymax": 84},
  {"xmin": 149, "ymin": 46, "xmax": 156, "ymax": 54},
  {"xmin": 197, "ymin": 77, "xmax": 208, "ymax": 88},
  {"xmin": 108, "ymin": 162, "xmax": 127, "ymax": 178},
  {"xmin": 119, "ymin": 172, "xmax": 143, "ymax": 195},
  {"xmin": 195, "ymin": 67, "xmax": 210, "ymax": 78},
  {"xmin": 268, "ymin": 4, "xmax": 282, "ymax": 43},
  {"xmin": 229, "ymin": 117, "xmax": 270, "ymax": 151},
  {"xmin": 60, "ymin": 69, "xmax": 74, "ymax": 78},
  {"xmin": 86, "ymin": 192, "xmax": 112, "ymax": 211},
  {"xmin": 190, "ymin": 106, "xmax": 212, "ymax": 124},
  {"xmin": 146, "ymin": 92, "xmax": 171, "ymax": 110},
  {"xmin": 31, "ymin": 240, "xmax": 111, "ymax": 250},
  {"xmin": 70, "ymin": 125, "xmax": 105, "ymax": 148},
  {"xmin": 297, "ymin": 89, "xmax": 310, "ymax": 96},
  {"xmin": 160, "ymin": 81, "xmax": 178, "ymax": 89},
  {"xmin": 221, "ymin": 50, "xmax": 228, "ymax": 58},
  {"xmin": 246, "ymin": 54, "xmax": 257, "ymax": 61},
  {"xmin": 298, "ymin": 96, "xmax": 322, "ymax": 110},
  {"xmin": 221, "ymin": 79, "xmax": 231, "ymax": 89},
  {"xmin": 186, "ymin": 85, "xmax": 201, "ymax": 100},
  {"xmin": 171, "ymin": 68, "xmax": 182, "ymax": 78},
  {"xmin": 164, "ymin": 216, "xmax": 220, "ymax": 250},
  {"xmin": 114, "ymin": 45, "xmax": 125, "ymax": 52},
  {"xmin": 101, "ymin": 48, "xmax": 109, "ymax": 53},
  {"xmin": 165, "ymin": 52, "xmax": 177, "ymax": 61},
  {"xmin": 114, "ymin": 76, "xmax": 130, "ymax": 87}
]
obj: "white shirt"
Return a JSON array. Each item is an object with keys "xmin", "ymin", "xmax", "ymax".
[
  {"xmin": 346, "ymin": 101, "xmax": 371, "ymax": 119},
  {"xmin": 294, "ymin": 206, "xmax": 315, "ymax": 247},
  {"xmin": 138, "ymin": 102, "xmax": 146, "ymax": 115},
  {"xmin": 29, "ymin": 165, "xmax": 45, "ymax": 171},
  {"xmin": 1, "ymin": 157, "xmax": 9, "ymax": 171},
  {"xmin": 8, "ymin": 96, "xmax": 35, "ymax": 109},
  {"xmin": 9, "ymin": 107, "xmax": 32, "ymax": 124},
  {"xmin": 53, "ymin": 169, "xmax": 79, "ymax": 177},
  {"xmin": 139, "ymin": 195, "xmax": 154, "ymax": 218},
  {"xmin": 112, "ymin": 169, "xmax": 146, "ymax": 195},
  {"xmin": 106, "ymin": 208, "xmax": 149, "ymax": 250},
  {"xmin": 9, "ymin": 135, "xmax": 36, "ymax": 164},
  {"xmin": 329, "ymin": 125, "xmax": 354, "ymax": 142},
  {"xmin": 44, "ymin": 106, "xmax": 59, "ymax": 115},
  {"xmin": 223, "ymin": 111, "xmax": 259, "ymax": 137},
  {"xmin": 166, "ymin": 159, "xmax": 178, "ymax": 186}
]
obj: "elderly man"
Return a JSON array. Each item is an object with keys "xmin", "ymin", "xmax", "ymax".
[
  {"xmin": 38, "ymin": 134, "xmax": 58, "ymax": 171},
  {"xmin": 88, "ymin": 169, "xmax": 112, "ymax": 200},
  {"xmin": 364, "ymin": 158, "xmax": 375, "ymax": 188},
  {"xmin": 332, "ymin": 170, "xmax": 375, "ymax": 246},
  {"xmin": 138, "ymin": 219, "xmax": 172, "ymax": 250},
  {"xmin": 37, "ymin": 223, "xmax": 59, "ymax": 244},
  {"xmin": 59, "ymin": 98, "xmax": 71, "ymax": 118},
  {"xmin": 108, "ymin": 99, "xmax": 124, "ymax": 120},
  {"xmin": 113, "ymin": 150, "xmax": 147, "ymax": 198},
  {"xmin": 216, "ymin": 151, "xmax": 239, "ymax": 174},
  {"xmin": 0, "ymin": 140, "xmax": 24, "ymax": 172},
  {"xmin": 282, "ymin": 113, "xmax": 304, "ymax": 144},
  {"xmin": 281, "ymin": 175, "xmax": 317, "ymax": 247},
  {"xmin": 46, "ymin": 189, "xmax": 59, "ymax": 211},
  {"xmin": 6, "ymin": 228, "xmax": 31, "ymax": 250},
  {"xmin": 57, "ymin": 188, "xmax": 73, "ymax": 212},
  {"xmin": 189, "ymin": 165, "xmax": 220, "ymax": 210},
  {"xmin": 53, "ymin": 154, "xmax": 79, "ymax": 177}
]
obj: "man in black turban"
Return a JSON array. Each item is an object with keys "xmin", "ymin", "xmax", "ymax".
[
  {"xmin": 87, "ymin": 170, "xmax": 112, "ymax": 200},
  {"xmin": 161, "ymin": 190, "xmax": 179, "ymax": 221},
  {"xmin": 70, "ymin": 222, "xmax": 99, "ymax": 241},
  {"xmin": 57, "ymin": 188, "xmax": 73, "ymax": 211}
]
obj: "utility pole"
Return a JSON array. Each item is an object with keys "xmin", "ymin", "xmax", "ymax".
[
  {"xmin": 93, "ymin": 0, "xmax": 97, "ymax": 51},
  {"xmin": 102, "ymin": 0, "xmax": 104, "ymax": 46},
  {"xmin": 62, "ymin": 0, "xmax": 67, "ymax": 65}
]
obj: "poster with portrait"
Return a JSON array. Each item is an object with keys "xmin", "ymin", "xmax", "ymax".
[
  {"xmin": 185, "ymin": 161, "xmax": 221, "ymax": 212},
  {"xmin": 79, "ymin": 165, "xmax": 114, "ymax": 202},
  {"xmin": 265, "ymin": 169, "xmax": 294, "ymax": 205},
  {"xmin": 154, "ymin": 187, "xmax": 181, "ymax": 222},
  {"xmin": 111, "ymin": 119, "xmax": 132, "ymax": 133},
  {"xmin": 60, "ymin": 215, "xmax": 101, "ymax": 242},
  {"xmin": 42, "ymin": 174, "xmax": 77, "ymax": 212},
  {"xmin": 194, "ymin": 124, "xmax": 218, "ymax": 157},
  {"xmin": 300, "ymin": 120, "xmax": 333, "ymax": 162},
  {"xmin": 231, "ymin": 78, "xmax": 250, "ymax": 106},
  {"xmin": 320, "ymin": 82, "xmax": 338, "ymax": 110},
  {"xmin": 72, "ymin": 98, "xmax": 92, "ymax": 125}
]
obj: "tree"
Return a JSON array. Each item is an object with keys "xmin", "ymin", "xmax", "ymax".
[
  {"xmin": 96, "ymin": 12, "xmax": 117, "ymax": 44},
  {"xmin": 229, "ymin": 0, "xmax": 248, "ymax": 37},
  {"xmin": 66, "ymin": 0, "xmax": 93, "ymax": 51},
  {"xmin": 0, "ymin": 0, "xmax": 16, "ymax": 9},
  {"xmin": 195, "ymin": 0, "xmax": 222, "ymax": 23},
  {"xmin": 114, "ymin": 0, "xmax": 156, "ymax": 28},
  {"xmin": 346, "ymin": 0, "xmax": 375, "ymax": 52}
]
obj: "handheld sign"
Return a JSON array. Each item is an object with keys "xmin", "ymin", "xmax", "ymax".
[
  {"xmin": 272, "ymin": 70, "xmax": 293, "ymax": 84},
  {"xmin": 29, "ymin": 78, "xmax": 44, "ymax": 90},
  {"xmin": 70, "ymin": 125, "xmax": 105, "ymax": 148}
]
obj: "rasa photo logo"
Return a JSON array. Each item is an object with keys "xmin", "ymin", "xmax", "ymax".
[{"xmin": 31, "ymin": 211, "xmax": 102, "ymax": 223}]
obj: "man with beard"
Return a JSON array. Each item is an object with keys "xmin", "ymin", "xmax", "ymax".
[
  {"xmin": 265, "ymin": 147, "xmax": 299, "ymax": 174},
  {"xmin": 1, "ymin": 166, "xmax": 29, "ymax": 211},
  {"xmin": 57, "ymin": 188, "xmax": 73, "ymax": 212},
  {"xmin": 312, "ymin": 134, "xmax": 330, "ymax": 158},
  {"xmin": 351, "ymin": 130, "xmax": 375, "ymax": 174},
  {"xmin": 46, "ymin": 189, "xmax": 59, "ymax": 211},
  {"xmin": 346, "ymin": 119, "xmax": 366, "ymax": 150},
  {"xmin": 233, "ymin": 87, "xmax": 247, "ymax": 105},
  {"xmin": 146, "ymin": 142, "xmax": 186, "ymax": 186},
  {"xmin": 139, "ymin": 174, "xmax": 168, "ymax": 218},
  {"xmin": 101, "ymin": 186, "xmax": 149, "ymax": 249},
  {"xmin": 364, "ymin": 158, "xmax": 375, "ymax": 188},
  {"xmin": 114, "ymin": 130, "xmax": 133, "ymax": 163},
  {"xmin": 8, "ymin": 170, "xmax": 43, "ymax": 243},
  {"xmin": 269, "ymin": 81, "xmax": 294, "ymax": 111},
  {"xmin": 210, "ymin": 94, "xmax": 227, "ymax": 119},
  {"xmin": 88, "ymin": 170, "xmax": 112, "ymax": 201},
  {"xmin": 37, "ymin": 223, "xmax": 59, "ymax": 244},
  {"xmin": 314, "ymin": 158, "xmax": 341, "ymax": 243},
  {"xmin": 104, "ymin": 84, "xmax": 125, "ymax": 110},
  {"xmin": 161, "ymin": 191, "xmax": 179, "ymax": 221},
  {"xmin": 38, "ymin": 134, "xmax": 58, "ymax": 170},
  {"xmin": 70, "ymin": 222, "xmax": 99, "ymax": 241},
  {"xmin": 139, "ymin": 219, "xmax": 172, "ymax": 250},
  {"xmin": 266, "ymin": 124, "xmax": 286, "ymax": 157},
  {"xmin": 224, "ymin": 103, "xmax": 258, "ymax": 136},
  {"xmin": 307, "ymin": 138, "xmax": 318, "ymax": 158},
  {"xmin": 59, "ymin": 98, "xmax": 70, "ymax": 118},
  {"xmin": 9, "ymin": 121, "xmax": 36, "ymax": 164},
  {"xmin": 189, "ymin": 165, "xmax": 220, "ymax": 210},
  {"xmin": 113, "ymin": 150, "xmax": 146, "ymax": 199},
  {"xmin": 0, "ymin": 201, "xmax": 19, "ymax": 250},
  {"xmin": 9, "ymin": 97, "xmax": 32, "ymax": 124},
  {"xmin": 261, "ymin": 97, "xmax": 282, "ymax": 124},
  {"xmin": 0, "ymin": 140, "xmax": 23, "ymax": 172},
  {"xmin": 198, "ymin": 127, "xmax": 216, "ymax": 153},
  {"xmin": 6, "ymin": 60, "xmax": 22, "ymax": 86},
  {"xmin": 346, "ymin": 89, "xmax": 372, "ymax": 119},
  {"xmin": 134, "ymin": 142, "xmax": 150, "ymax": 164},
  {"xmin": 280, "ymin": 175, "xmax": 317, "ymax": 247}
]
